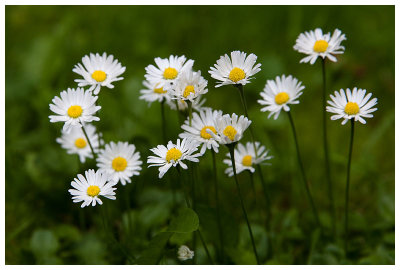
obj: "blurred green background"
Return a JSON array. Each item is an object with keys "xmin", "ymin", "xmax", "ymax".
[{"xmin": 5, "ymin": 5, "xmax": 394, "ymax": 265}]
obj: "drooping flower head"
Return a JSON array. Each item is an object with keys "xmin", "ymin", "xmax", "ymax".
[
  {"xmin": 223, "ymin": 141, "xmax": 273, "ymax": 177},
  {"xmin": 326, "ymin": 88, "xmax": 378, "ymax": 125},
  {"xmin": 209, "ymin": 51, "xmax": 261, "ymax": 87},
  {"xmin": 147, "ymin": 138, "xmax": 202, "ymax": 179},
  {"xmin": 73, "ymin": 52, "xmax": 126, "ymax": 95},
  {"xmin": 49, "ymin": 87, "xmax": 101, "ymax": 132},
  {"xmin": 68, "ymin": 169, "xmax": 117, "ymax": 208},
  {"xmin": 97, "ymin": 141, "xmax": 142, "ymax": 185},
  {"xmin": 169, "ymin": 69, "xmax": 208, "ymax": 102},
  {"xmin": 177, "ymin": 245, "xmax": 194, "ymax": 261},
  {"xmin": 293, "ymin": 28, "xmax": 346, "ymax": 64},
  {"xmin": 56, "ymin": 124, "xmax": 100, "ymax": 163},
  {"xmin": 139, "ymin": 79, "xmax": 171, "ymax": 105},
  {"xmin": 209, "ymin": 113, "xmax": 251, "ymax": 145},
  {"xmin": 179, "ymin": 108, "xmax": 222, "ymax": 154},
  {"xmin": 258, "ymin": 74, "xmax": 305, "ymax": 120}
]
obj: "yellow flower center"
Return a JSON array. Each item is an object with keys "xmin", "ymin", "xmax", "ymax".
[
  {"xmin": 200, "ymin": 126, "xmax": 216, "ymax": 139},
  {"xmin": 154, "ymin": 87, "xmax": 167, "ymax": 94},
  {"xmin": 87, "ymin": 185, "xmax": 100, "ymax": 197},
  {"xmin": 313, "ymin": 40, "xmax": 329, "ymax": 53},
  {"xmin": 163, "ymin": 67, "xmax": 178, "ymax": 80},
  {"xmin": 344, "ymin": 102, "xmax": 360, "ymax": 115},
  {"xmin": 223, "ymin": 125, "xmax": 237, "ymax": 141},
  {"xmin": 67, "ymin": 105, "xmax": 83, "ymax": 118},
  {"xmin": 74, "ymin": 138, "xmax": 87, "ymax": 149},
  {"xmin": 275, "ymin": 92, "xmax": 290, "ymax": 105},
  {"xmin": 229, "ymin": 67, "xmax": 246, "ymax": 83},
  {"xmin": 91, "ymin": 70, "xmax": 107, "ymax": 82},
  {"xmin": 183, "ymin": 85, "xmax": 195, "ymax": 98},
  {"xmin": 112, "ymin": 157, "xmax": 128, "ymax": 172},
  {"xmin": 242, "ymin": 155, "xmax": 252, "ymax": 166},
  {"xmin": 166, "ymin": 148, "xmax": 182, "ymax": 163}
]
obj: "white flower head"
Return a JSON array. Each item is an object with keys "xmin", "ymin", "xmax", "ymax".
[
  {"xmin": 56, "ymin": 124, "xmax": 100, "ymax": 163},
  {"xmin": 166, "ymin": 95, "xmax": 206, "ymax": 112},
  {"xmin": 147, "ymin": 138, "xmax": 202, "ymax": 179},
  {"xmin": 223, "ymin": 141, "xmax": 273, "ymax": 177},
  {"xmin": 68, "ymin": 169, "xmax": 117, "ymax": 208},
  {"xmin": 258, "ymin": 74, "xmax": 305, "ymax": 120},
  {"xmin": 145, "ymin": 55, "xmax": 194, "ymax": 91},
  {"xmin": 293, "ymin": 28, "xmax": 346, "ymax": 65},
  {"xmin": 73, "ymin": 52, "xmax": 126, "ymax": 95},
  {"xmin": 209, "ymin": 50, "xmax": 261, "ymax": 87},
  {"xmin": 177, "ymin": 245, "xmax": 194, "ymax": 261},
  {"xmin": 326, "ymin": 88, "xmax": 378, "ymax": 125},
  {"xmin": 49, "ymin": 87, "xmax": 101, "ymax": 132},
  {"xmin": 169, "ymin": 69, "xmax": 208, "ymax": 102},
  {"xmin": 97, "ymin": 141, "xmax": 142, "ymax": 185},
  {"xmin": 179, "ymin": 108, "xmax": 223, "ymax": 155},
  {"xmin": 209, "ymin": 113, "xmax": 252, "ymax": 145},
  {"xmin": 139, "ymin": 80, "xmax": 171, "ymax": 104}
]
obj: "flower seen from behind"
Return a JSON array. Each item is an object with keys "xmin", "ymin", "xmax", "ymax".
[{"xmin": 177, "ymin": 245, "xmax": 194, "ymax": 261}]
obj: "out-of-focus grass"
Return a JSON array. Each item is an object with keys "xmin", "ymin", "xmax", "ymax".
[{"xmin": 5, "ymin": 5, "xmax": 394, "ymax": 264}]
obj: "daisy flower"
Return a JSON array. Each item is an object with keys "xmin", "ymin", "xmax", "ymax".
[
  {"xmin": 147, "ymin": 138, "xmax": 202, "ymax": 179},
  {"xmin": 139, "ymin": 79, "xmax": 171, "ymax": 104},
  {"xmin": 166, "ymin": 95, "xmax": 206, "ymax": 112},
  {"xmin": 56, "ymin": 124, "xmax": 100, "ymax": 163},
  {"xmin": 177, "ymin": 245, "xmax": 194, "ymax": 261},
  {"xmin": 179, "ymin": 108, "xmax": 222, "ymax": 155},
  {"xmin": 223, "ymin": 141, "xmax": 273, "ymax": 177},
  {"xmin": 169, "ymin": 69, "xmax": 208, "ymax": 102},
  {"xmin": 209, "ymin": 51, "xmax": 261, "ymax": 87},
  {"xmin": 73, "ymin": 52, "xmax": 126, "ymax": 95},
  {"xmin": 49, "ymin": 87, "xmax": 101, "ymax": 132},
  {"xmin": 258, "ymin": 75, "xmax": 305, "ymax": 120},
  {"xmin": 97, "ymin": 141, "xmax": 142, "ymax": 185},
  {"xmin": 293, "ymin": 28, "xmax": 346, "ymax": 65},
  {"xmin": 68, "ymin": 169, "xmax": 117, "ymax": 208},
  {"xmin": 209, "ymin": 113, "xmax": 252, "ymax": 145},
  {"xmin": 326, "ymin": 87, "xmax": 378, "ymax": 125},
  {"xmin": 145, "ymin": 55, "xmax": 194, "ymax": 90}
]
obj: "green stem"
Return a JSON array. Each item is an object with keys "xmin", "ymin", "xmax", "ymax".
[
  {"xmin": 344, "ymin": 119, "xmax": 355, "ymax": 257},
  {"xmin": 161, "ymin": 99, "xmax": 167, "ymax": 142},
  {"xmin": 228, "ymin": 144, "xmax": 260, "ymax": 265},
  {"xmin": 80, "ymin": 121, "xmax": 97, "ymax": 160},
  {"xmin": 321, "ymin": 57, "xmax": 336, "ymax": 236},
  {"xmin": 212, "ymin": 150, "xmax": 224, "ymax": 263},
  {"xmin": 287, "ymin": 111, "xmax": 321, "ymax": 228},
  {"xmin": 188, "ymin": 101, "xmax": 193, "ymax": 126}
]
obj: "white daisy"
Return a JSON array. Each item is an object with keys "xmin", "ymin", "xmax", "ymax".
[
  {"xmin": 258, "ymin": 74, "xmax": 305, "ymax": 120},
  {"xmin": 73, "ymin": 52, "xmax": 126, "ymax": 95},
  {"xmin": 139, "ymin": 79, "xmax": 171, "ymax": 104},
  {"xmin": 68, "ymin": 169, "xmax": 117, "ymax": 208},
  {"xmin": 209, "ymin": 113, "xmax": 252, "ymax": 145},
  {"xmin": 97, "ymin": 141, "xmax": 142, "ymax": 185},
  {"xmin": 209, "ymin": 50, "xmax": 261, "ymax": 87},
  {"xmin": 56, "ymin": 124, "xmax": 99, "ymax": 163},
  {"xmin": 49, "ymin": 87, "xmax": 101, "ymax": 132},
  {"xmin": 223, "ymin": 141, "xmax": 273, "ymax": 177},
  {"xmin": 169, "ymin": 69, "xmax": 208, "ymax": 102},
  {"xmin": 166, "ymin": 95, "xmax": 206, "ymax": 112},
  {"xmin": 326, "ymin": 87, "xmax": 378, "ymax": 125},
  {"xmin": 147, "ymin": 138, "xmax": 202, "ymax": 179},
  {"xmin": 145, "ymin": 55, "xmax": 194, "ymax": 90},
  {"xmin": 293, "ymin": 28, "xmax": 346, "ymax": 65},
  {"xmin": 179, "ymin": 108, "xmax": 222, "ymax": 155},
  {"xmin": 177, "ymin": 245, "xmax": 194, "ymax": 261}
]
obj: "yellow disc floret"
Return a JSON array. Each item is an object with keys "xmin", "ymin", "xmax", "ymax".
[
  {"xmin": 87, "ymin": 185, "xmax": 100, "ymax": 197},
  {"xmin": 112, "ymin": 157, "xmax": 128, "ymax": 172},
  {"xmin": 154, "ymin": 87, "xmax": 167, "ymax": 94},
  {"xmin": 91, "ymin": 70, "xmax": 107, "ymax": 82},
  {"xmin": 344, "ymin": 102, "xmax": 360, "ymax": 115},
  {"xmin": 166, "ymin": 148, "xmax": 182, "ymax": 163},
  {"xmin": 200, "ymin": 126, "xmax": 216, "ymax": 139},
  {"xmin": 275, "ymin": 92, "xmax": 290, "ymax": 105},
  {"xmin": 74, "ymin": 138, "xmax": 87, "ymax": 149},
  {"xmin": 183, "ymin": 85, "xmax": 195, "ymax": 98},
  {"xmin": 223, "ymin": 125, "xmax": 237, "ymax": 141},
  {"xmin": 242, "ymin": 155, "xmax": 252, "ymax": 167},
  {"xmin": 229, "ymin": 67, "xmax": 246, "ymax": 83},
  {"xmin": 313, "ymin": 40, "xmax": 329, "ymax": 53},
  {"xmin": 67, "ymin": 105, "xmax": 83, "ymax": 118},
  {"xmin": 163, "ymin": 67, "xmax": 178, "ymax": 80}
]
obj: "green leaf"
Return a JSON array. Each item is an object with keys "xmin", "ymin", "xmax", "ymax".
[
  {"xmin": 167, "ymin": 207, "xmax": 199, "ymax": 233},
  {"xmin": 29, "ymin": 229, "xmax": 59, "ymax": 258},
  {"xmin": 136, "ymin": 232, "xmax": 173, "ymax": 265}
]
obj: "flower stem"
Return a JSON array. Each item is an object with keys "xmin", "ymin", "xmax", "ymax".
[
  {"xmin": 286, "ymin": 111, "xmax": 321, "ymax": 228},
  {"xmin": 80, "ymin": 121, "xmax": 97, "ymax": 160},
  {"xmin": 321, "ymin": 57, "xmax": 336, "ymax": 236},
  {"xmin": 188, "ymin": 101, "xmax": 193, "ymax": 126},
  {"xmin": 344, "ymin": 119, "xmax": 355, "ymax": 258},
  {"xmin": 212, "ymin": 150, "xmax": 224, "ymax": 263},
  {"xmin": 161, "ymin": 99, "xmax": 167, "ymax": 142},
  {"xmin": 228, "ymin": 143, "xmax": 260, "ymax": 265}
]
